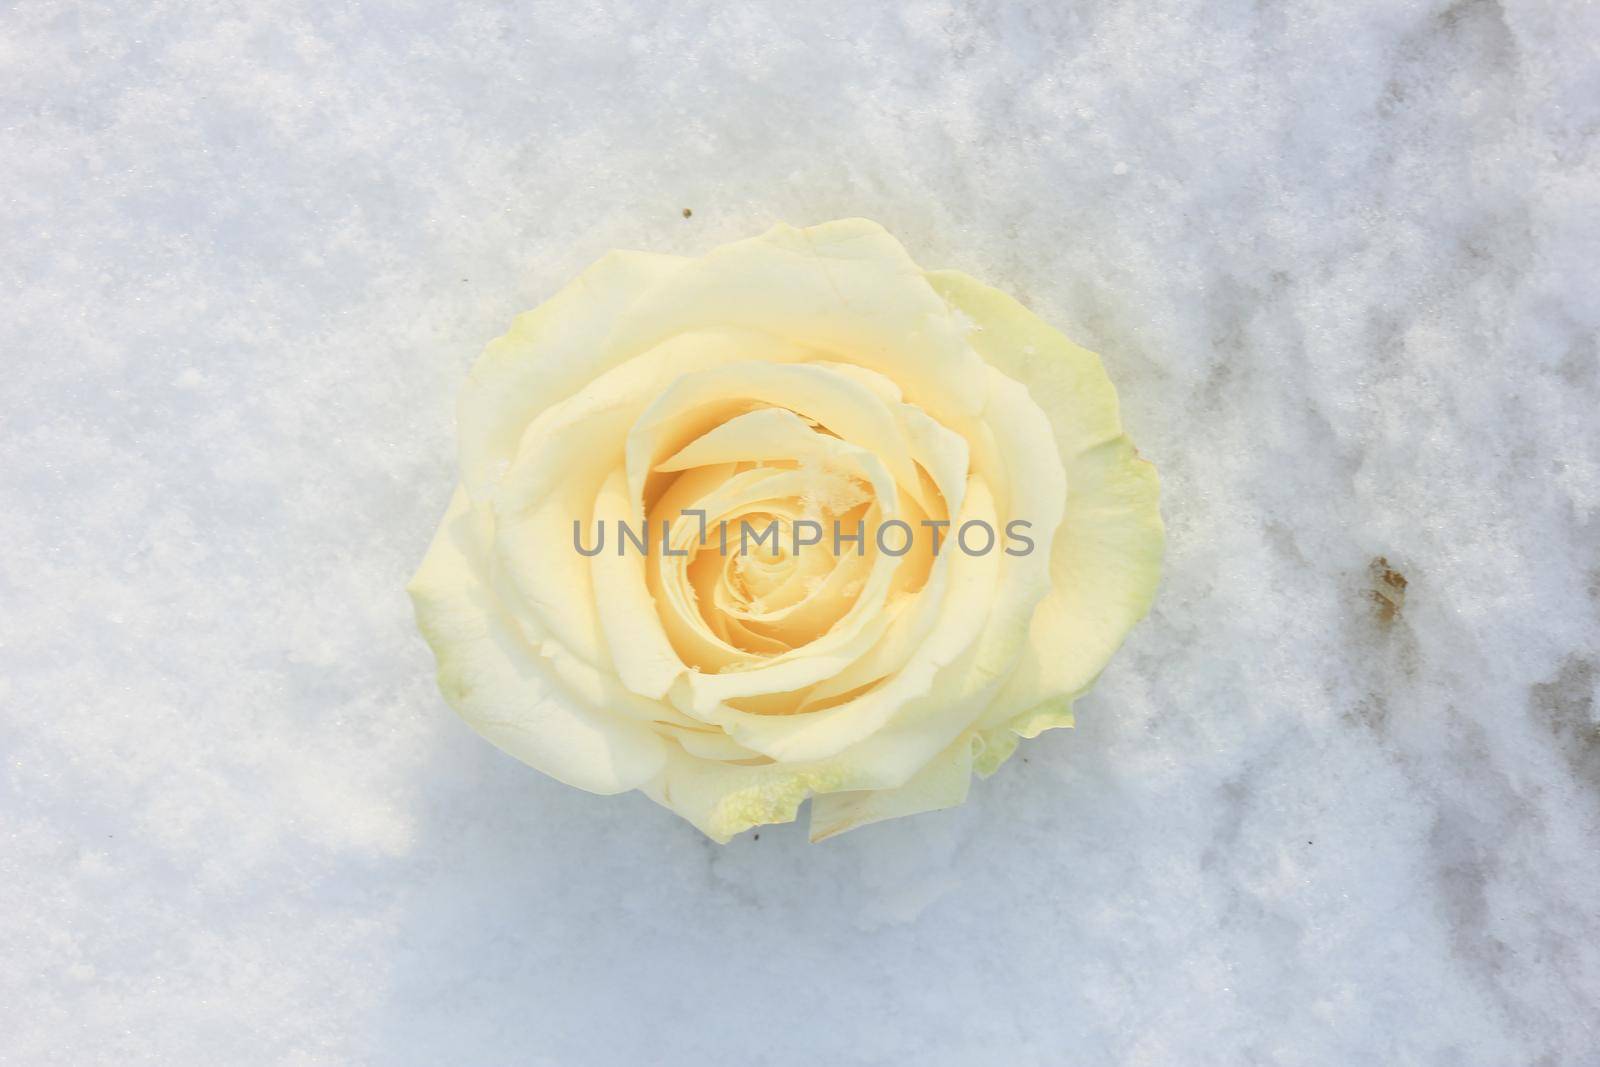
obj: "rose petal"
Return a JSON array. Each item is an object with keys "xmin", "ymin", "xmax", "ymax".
[
  {"xmin": 407, "ymin": 489, "xmax": 669, "ymax": 793},
  {"xmin": 807, "ymin": 734, "xmax": 974, "ymax": 841},
  {"xmin": 612, "ymin": 220, "xmax": 990, "ymax": 426},
  {"xmin": 926, "ymin": 270, "xmax": 1163, "ymax": 727},
  {"xmin": 458, "ymin": 250, "xmax": 686, "ymax": 505}
]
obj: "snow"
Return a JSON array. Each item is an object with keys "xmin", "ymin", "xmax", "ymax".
[{"xmin": 3, "ymin": 0, "xmax": 1599, "ymax": 1063}]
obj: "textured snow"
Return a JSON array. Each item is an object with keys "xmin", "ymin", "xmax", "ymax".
[{"xmin": 4, "ymin": 1, "xmax": 1599, "ymax": 1064}]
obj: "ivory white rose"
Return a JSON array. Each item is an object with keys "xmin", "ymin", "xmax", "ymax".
[{"xmin": 408, "ymin": 218, "xmax": 1162, "ymax": 842}]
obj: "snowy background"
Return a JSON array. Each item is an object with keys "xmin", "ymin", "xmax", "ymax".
[{"xmin": 4, "ymin": 1, "xmax": 1599, "ymax": 1063}]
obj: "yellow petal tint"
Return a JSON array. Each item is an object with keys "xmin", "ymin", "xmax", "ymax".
[{"xmin": 408, "ymin": 219, "xmax": 1163, "ymax": 843}]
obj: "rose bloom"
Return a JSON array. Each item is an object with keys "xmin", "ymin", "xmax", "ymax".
[{"xmin": 409, "ymin": 219, "xmax": 1162, "ymax": 842}]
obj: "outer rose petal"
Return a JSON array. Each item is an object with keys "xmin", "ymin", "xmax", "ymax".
[
  {"xmin": 807, "ymin": 734, "xmax": 974, "ymax": 841},
  {"xmin": 609, "ymin": 219, "xmax": 990, "ymax": 424},
  {"xmin": 457, "ymin": 249, "xmax": 687, "ymax": 505},
  {"xmin": 924, "ymin": 269, "xmax": 1164, "ymax": 743},
  {"xmin": 993, "ymin": 435, "xmax": 1163, "ymax": 703},
  {"xmin": 407, "ymin": 489, "xmax": 669, "ymax": 793},
  {"xmin": 923, "ymin": 270, "xmax": 1125, "ymax": 459}
]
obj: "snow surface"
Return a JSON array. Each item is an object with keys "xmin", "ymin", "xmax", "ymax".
[{"xmin": 4, "ymin": 1, "xmax": 1599, "ymax": 1064}]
